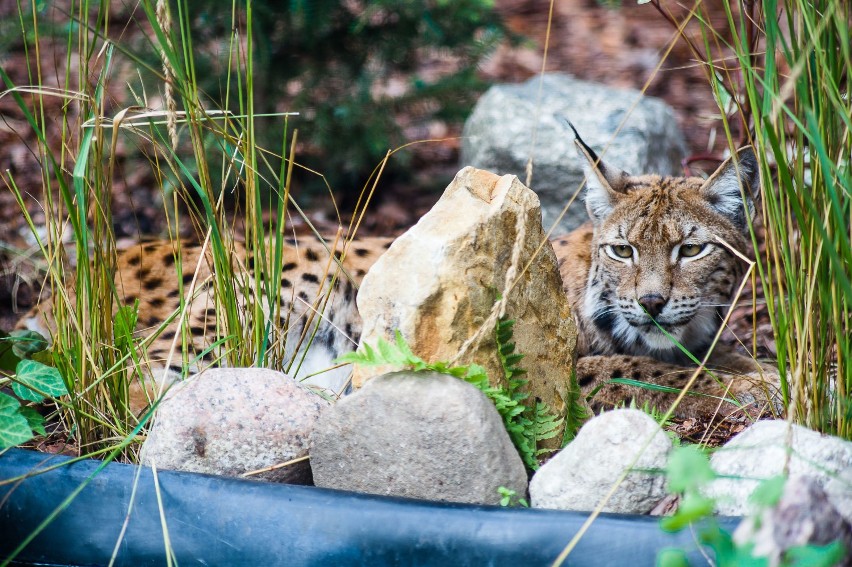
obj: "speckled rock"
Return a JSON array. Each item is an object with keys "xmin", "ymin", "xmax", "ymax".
[
  {"xmin": 142, "ymin": 368, "xmax": 329, "ymax": 483},
  {"xmin": 530, "ymin": 409, "xmax": 671, "ymax": 513},
  {"xmin": 706, "ymin": 420, "xmax": 852, "ymax": 517},
  {"xmin": 310, "ymin": 371, "xmax": 528, "ymax": 505}
]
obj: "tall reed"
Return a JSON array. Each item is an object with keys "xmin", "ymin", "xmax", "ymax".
[
  {"xmin": 694, "ymin": 0, "xmax": 851, "ymax": 437},
  {"xmin": 3, "ymin": 0, "xmax": 367, "ymax": 459},
  {"xmin": 3, "ymin": 7, "xmax": 133, "ymax": 455}
]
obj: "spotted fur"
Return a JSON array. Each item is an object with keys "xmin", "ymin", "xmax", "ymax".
[
  {"xmin": 555, "ymin": 132, "xmax": 778, "ymax": 417},
  {"xmin": 18, "ymin": 144, "xmax": 779, "ymax": 418}
]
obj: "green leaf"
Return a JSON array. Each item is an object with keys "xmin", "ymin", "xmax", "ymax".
[
  {"xmin": 784, "ymin": 541, "xmax": 847, "ymax": 567},
  {"xmin": 9, "ymin": 329, "xmax": 49, "ymax": 358},
  {"xmin": 376, "ymin": 336, "xmax": 399, "ymax": 365},
  {"xmin": 0, "ymin": 393, "xmax": 33, "ymax": 449},
  {"xmin": 0, "ymin": 330, "xmax": 22, "ymax": 372},
  {"xmin": 609, "ymin": 378, "xmax": 736, "ymax": 403},
  {"xmin": 114, "ymin": 301, "xmax": 139, "ymax": 351},
  {"xmin": 335, "ymin": 350, "xmax": 365, "ymax": 364},
  {"xmin": 335, "ymin": 333, "xmax": 423, "ymax": 369},
  {"xmin": 749, "ymin": 475, "xmax": 787, "ymax": 509},
  {"xmin": 32, "ymin": 350, "xmax": 53, "ymax": 366},
  {"xmin": 18, "ymin": 406, "xmax": 46, "ymax": 437},
  {"xmin": 656, "ymin": 548, "xmax": 690, "ymax": 567},
  {"xmin": 666, "ymin": 445, "xmax": 716, "ymax": 493},
  {"xmin": 563, "ymin": 367, "xmax": 590, "ymax": 446},
  {"xmin": 660, "ymin": 493, "xmax": 715, "ymax": 532},
  {"xmin": 12, "ymin": 359, "xmax": 68, "ymax": 403},
  {"xmin": 394, "ymin": 330, "xmax": 421, "ymax": 364},
  {"xmin": 0, "ymin": 392, "xmax": 21, "ymax": 415}
]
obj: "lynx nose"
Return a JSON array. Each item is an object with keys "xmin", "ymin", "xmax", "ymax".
[{"xmin": 638, "ymin": 294, "xmax": 667, "ymax": 318}]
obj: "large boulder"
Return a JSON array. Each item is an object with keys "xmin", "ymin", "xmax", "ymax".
[
  {"xmin": 461, "ymin": 73, "xmax": 687, "ymax": 233},
  {"xmin": 310, "ymin": 371, "xmax": 528, "ymax": 505},
  {"xmin": 141, "ymin": 368, "xmax": 328, "ymax": 484},
  {"xmin": 355, "ymin": 167, "xmax": 578, "ymax": 451},
  {"xmin": 706, "ymin": 420, "xmax": 852, "ymax": 517},
  {"xmin": 529, "ymin": 409, "xmax": 671, "ymax": 514}
]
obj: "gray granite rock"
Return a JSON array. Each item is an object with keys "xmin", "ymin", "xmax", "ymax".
[
  {"xmin": 529, "ymin": 409, "xmax": 671, "ymax": 513},
  {"xmin": 706, "ymin": 420, "xmax": 852, "ymax": 517},
  {"xmin": 461, "ymin": 73, "xmax": 687, "ymax": 233},
  {"xmin": 310, "ymin": 371, "xmax": 528, "ymax": 505},
  {"xmin": 142, "ymin": 368, "xmax": 329, "ymax": 484}
]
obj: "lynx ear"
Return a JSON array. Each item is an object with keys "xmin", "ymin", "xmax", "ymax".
[
  {"xmin": 700, "ymin": 147, "xmax": 760, "ymax": 230},
  {"xmin": 559, "ymin": 117, "xmax": 631, "ymax": 224}
]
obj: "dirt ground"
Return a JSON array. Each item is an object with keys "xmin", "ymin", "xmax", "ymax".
[{"xmin": 0, "ymin": 1, "xmax": 769, "ymax": 355}]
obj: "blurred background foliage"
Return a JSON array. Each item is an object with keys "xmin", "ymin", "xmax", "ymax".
[{"xmin": 171, "ymin": 0, "xmax": 513, "ymax": 208}]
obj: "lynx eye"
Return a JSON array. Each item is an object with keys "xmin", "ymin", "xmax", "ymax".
[
  {"xmin": 610, "ymin": 244, "xmax": 634, "ymax": 259},
  {"xmin": 679, "ymin": 243, "xmax": 705, "ymax": 258}
]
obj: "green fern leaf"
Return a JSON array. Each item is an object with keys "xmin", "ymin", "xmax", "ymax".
[{"xmin": 562, "ymin": 367, "xmax": 590, "ymax": 446}]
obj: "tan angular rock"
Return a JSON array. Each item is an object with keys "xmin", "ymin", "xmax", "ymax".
[{"xmin": 355, "ymin": 167, "xmax": 578, "ymax": 449}]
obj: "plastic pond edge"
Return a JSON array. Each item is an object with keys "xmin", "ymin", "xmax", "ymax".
[{"xmin": 0, "ymin": 448, "xmax": 736, "ymax": 566}]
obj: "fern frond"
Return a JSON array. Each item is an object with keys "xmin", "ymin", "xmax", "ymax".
[
  {"xmin": 338, "ymin": 321, "xmax": 567, "ymax": 470},
  {"xmin": 562, "ymin": 367, "xmax": 590, "ymax": 447}
]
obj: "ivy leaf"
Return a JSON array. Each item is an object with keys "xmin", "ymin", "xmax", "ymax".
[
  {"xmin": 12, "ymin": 359, "xmax": 68, "ymax": 403},
  {"xmin": 698, "ymin": 527, "xmax": 767, "ymax": 567},
  {"xmin": 18, "ymin": 406, "xmax": 46, "ymax": 437},
  {"xmin": 0, "ymin": 392, "xmax": 21, "ymax": 415},
  {"xmin": 0, "ymin": 393, "xmax": 33, "ymax": 449},
  {"xmin": 0, "ymin": 330, "xmax": 21, "ymax": 372},
  {"xmin": 9, "ymin": 329, "xmax": 50, "ymax": 359}
]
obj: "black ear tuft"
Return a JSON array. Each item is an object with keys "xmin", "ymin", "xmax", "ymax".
[
  {"xmin": 557, "ymin": 115, "xmax": 600, "ymax": 164},
  {"xmin": 557, "ymin": 115, "xmax": 631, "ymax": 224},
  {"xmin": 700, "ymin": 147, "xmax": 760, "ymax": 230}
]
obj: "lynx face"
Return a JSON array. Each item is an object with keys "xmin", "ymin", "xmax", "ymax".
[{"xmin": 573, "ymin": 133, "xmax": 760, "ymax": 363}]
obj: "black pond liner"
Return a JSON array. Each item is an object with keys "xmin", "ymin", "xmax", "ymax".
[{"xmin": 0, "ymin": 448, "xmax": 736, "ymax": 566}]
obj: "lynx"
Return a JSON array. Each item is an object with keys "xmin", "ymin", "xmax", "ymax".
[
  {"xmin": 18, "ymin": 133, "xmax": 779, "ymax": 418},
  {"xmin": 556, "ymin": 129, "xmax": 777, "ymax": 417}
]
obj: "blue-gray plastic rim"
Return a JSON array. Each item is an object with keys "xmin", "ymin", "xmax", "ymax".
[{"xmin": 0, "ymin": 448, "xmax": 737, "ymax": 566}]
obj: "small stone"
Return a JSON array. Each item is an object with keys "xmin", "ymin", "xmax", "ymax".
[
  {"xmin": 461, "ymin": 73, "xmax": 687, "ymax": 233},
  {"xmin": 706, "ymin": 420, "xmax": 852, "ymax": 517},
  {"xmin": 309, "ymin": 371, "xmax": 528, "ymax": 505},
  {"xmin": 141, "ymin": 368, "xmax": 329, "ymax": 484},
  {"xmin": 529, "ymin": 409, "xmax": 671, "ymax": 514}
]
